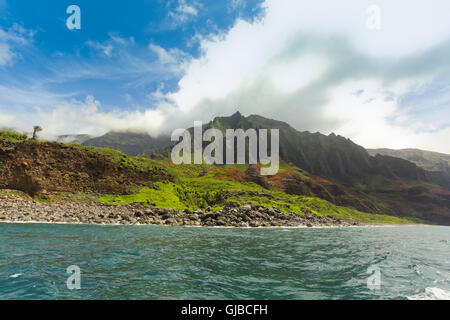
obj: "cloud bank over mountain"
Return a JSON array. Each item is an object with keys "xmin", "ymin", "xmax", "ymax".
[{"xmin": 1, "ymin": 0, "xmax": 450, "ymax": 152}]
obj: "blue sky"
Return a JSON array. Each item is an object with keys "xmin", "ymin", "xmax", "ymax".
[
  {"xmin": 0, "ymin": 0, "xmax": 263, "ymax": 110},
  {"xmin": 1, "ymin": 0, "xmax": 450, "ymax": 153}
]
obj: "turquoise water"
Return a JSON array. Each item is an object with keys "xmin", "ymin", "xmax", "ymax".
[{"xmin": 0, "ymin": 223, "xmax": 449, "ymax": 300}]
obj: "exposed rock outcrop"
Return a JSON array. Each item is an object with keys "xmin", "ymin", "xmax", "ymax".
[
  {"xmin": 0, "ymin": 196, "xmax": 360, "ymax": 227},
  {"xmin": 0, "ymin": 140, "xmax": 171, "ymax": 198}
]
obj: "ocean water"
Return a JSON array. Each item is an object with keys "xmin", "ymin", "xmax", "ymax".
[{"xmin": 0, "ymin": 223, "xmax": 449, "ymax": 300}]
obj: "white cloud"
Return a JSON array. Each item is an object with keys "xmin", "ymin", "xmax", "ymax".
[
  {"xmin": 0, "ymin": 89, "xmax": 166, "ymax": 139},
  {"xmin": 0, "ymin": 23, "xmax": 33, "ymax": 66},
  {"xmin": 0, "ymin": 84, "xmax": 75, "ymax": 133},
  {"xmin": 154, "ymin": 0, "xmax": 450, "ymax": 152},
  {"xmin": 86, "ymin": 34, "xmax": 136, "ymax": 57},
  {"xmin": 229, "ymin": 0, "xmax": 244, "ymax": 11},
  {"xmin": 148, "ymin": 43, "xmax": 188, "ymax": 67},
  {"xmin": 260, "ymin": 0, "xmax": 450, "ymax": 57},
  {"xmin": 4, "ymin": 0, "xmax": 450, "ymax": 154},
  {"xmin": 87, "ymin": 41, "xmax": 113, "ymax": 57},
  {"xmin": 168, "ymin": 0, "xmax": 199, "ymax": 26},
  {"xmin": 0, "ymin": 42, "xmax": 14, "ymax": 66},
  {"xmin": 0, "ymin": 112, "xmax": 15, "ymax": 129},
  {"xmin": 269, "ymin": 54, "xmax": 329, "ymax": 93},
  {"xmin": 323, "ymin": 79, "xmax": 420, "ymax": 148},
  {"xmin": 34, "ymin": 96, "xmax": 166, "ymax": 139}
]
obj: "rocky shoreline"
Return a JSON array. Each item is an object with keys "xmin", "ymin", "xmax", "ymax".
[{"xmin": 0, "ymin": 196, "xmax": 360, "ymax": 227}]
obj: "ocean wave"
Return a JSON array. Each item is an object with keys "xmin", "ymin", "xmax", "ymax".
[
  {"xmin": 1, "ymin": 224, "xmax": 450, "ymax": 299},
  {"xmin": 407, "ymin": 287, "xmax": 450, "ymax": 300}
]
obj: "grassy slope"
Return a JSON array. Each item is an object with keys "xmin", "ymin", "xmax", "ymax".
[
  {"xmin": 93, "ymin": 151, "xmax": 420, "ymax": 224},
  {"xmin": 0, "ymin": 130, "xmax": 28, "ymax": 142},
  {"xmin": 0, "ymin": 133, "xmax": 421, "ymax": 224}
]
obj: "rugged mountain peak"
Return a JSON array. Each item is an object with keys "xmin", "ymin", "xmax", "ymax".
[
  {"xmin": 211, "ymin": 111, "xmax": 249, "ymax": 130},
  {"xmin": 231, "ymin": 110, "xmax": 242, "ymax": 118},
  {"xmin": 80, "ymin": 112, "xmax": 450, "ymax": 192},
  {"xmin": 246, "ymin": 114, "xmax": 292, "ymax": 129}
]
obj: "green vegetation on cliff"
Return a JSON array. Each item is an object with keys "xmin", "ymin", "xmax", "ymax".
[
  {"xmin": 0, "ymin": 129, "xmax": 439, "ymax": 225},
  {"xmin": 98, "ymin": 160, "xmax": 420, "ymax": 224},
  {"xmin": 0, "ymin": 130, "xmax": 28, "ymax": 142}
]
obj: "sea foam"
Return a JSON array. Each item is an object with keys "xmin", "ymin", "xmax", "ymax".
[{"xmin": 407, "ymin": 287, "xmax": 450, "ymax": 300}]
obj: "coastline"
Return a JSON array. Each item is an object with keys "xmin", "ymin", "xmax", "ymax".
[
  {"xmin": 0, "ymin": 220, "xmax": 423, "ymax": 229},
  {"xmin": 0, "ymin": 196, "xmax": 361, "ymax": 228}
]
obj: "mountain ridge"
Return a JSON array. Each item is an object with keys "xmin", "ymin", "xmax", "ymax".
[
  {"xmin": 76, "ymin": 112, "xmax": 450, "ymax": 224},
  {"xmin": 2, "ymin": 126, "xmax": 450, "ymax": 224},
  {"xmin": 82, "ymin": 112, "xmax": 450, "ymax": 188},
  {"xmin": 368, "ymin": 148, "xmax": 450, "ymax": 175}
]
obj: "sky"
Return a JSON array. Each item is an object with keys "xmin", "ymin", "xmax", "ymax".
[{"xmin": 1, "ymin": 0, "xmax": 450, "ymax": 153}]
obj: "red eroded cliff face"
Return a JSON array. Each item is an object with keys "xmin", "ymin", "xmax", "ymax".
[
  {"xmin": 215, "ymin": 164, "xmax": 450, "ymax": 225},
  {"xmin": 268, "ymin": 171, "xmax": 379, "ymax": 213},
  {"xmin": 213, "ymin": 164, "xmax": 378, "ymax": 213},
  {"xmin": 0, "ymin": 140, "xmax": 171, "ymax": 198}
]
